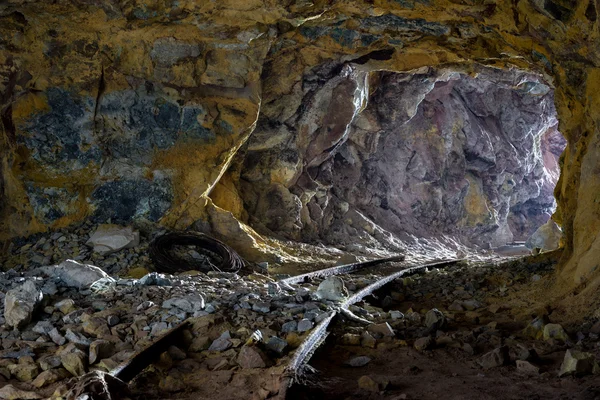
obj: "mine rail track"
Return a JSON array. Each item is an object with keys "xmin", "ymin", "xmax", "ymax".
[
  {"xmin": 277, "ymin": 254, "xmax": 406, "ymax": 286},
  {"xmin": 109, "ymin": 254, "xmax": 408, "ymax": 387},
  {"xmin": 106, "ymin": 256, "xmax": 462, "ymax": 400},
  {"xmin": 277, "ymin": 258, "xmax": 464, "ymax": 398}
]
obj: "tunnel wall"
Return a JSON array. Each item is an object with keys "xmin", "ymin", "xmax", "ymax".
[
  {"xmin": 0, "ymin": 0, "xmax": 599, "ymax": 296},
  {"xmin": 238, "ymin": 67, "xmax": 564, "ymax": 250}
]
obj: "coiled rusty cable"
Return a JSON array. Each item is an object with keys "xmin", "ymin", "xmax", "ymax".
[{"xmin": 149, "ymin": 232, "xmax": 245, "ymax": 274}]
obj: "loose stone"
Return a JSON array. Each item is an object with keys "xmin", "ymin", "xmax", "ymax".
[
  {"xmin": 266, "ymin": 337, "xmax": 288, "ymax": 355},
  {"xmin": 297, "ymin": 319, "xmax": 314, "ymax": 332},
  {"xmin": 414, "ymin": 337, "xmax": 432, "ymax": 351},
  {"xmin": 346, "ymin": 356, "xmax": 372, "ymax": 367},
  {"xmin": 479, "ymin": 347, "xmax": 508, "ymax": 369},
  {"xmin": 4, "ymin": 281, "xmax": 43, "ymax": 329},
  {"xmin": 237, "ymin": 346, "xmax": 268, "ymax": 369},
  {"xmin": 559, "ymin": 349, "xmax": 600, "ymax": 377},
  {"xmin": 315, "ymin": 276, "xmax": 348, "ymax": 301}
]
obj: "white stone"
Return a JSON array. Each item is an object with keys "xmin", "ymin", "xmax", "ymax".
[
  {"xmin": 41, "ymin": 260, "xmax": 114, "ymax": 289},
  {"xmin": 390, "ymin": 310, "xmax": 404, "ymax": 320},
  {"xmin": 525, "ymin": 220, "xmax": 562, "ymax": 251},
  {"xmin": 86, "ymin": 224, "xmax": 140, "ymax": 255},
  {"xmin": 315, "ymin": 276, "xmax": 348, "ymax": 301}
]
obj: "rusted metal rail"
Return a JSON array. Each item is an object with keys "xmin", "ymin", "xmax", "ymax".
[
  {"xmin": 278, "ymin": 254, "xmax": 406, "ymax": 286},
  {"xmin": 277, "ymin": 258, "xmax": 463, "ymax": 397},
  {"xmin": 112, "ymin": 321, "xmax": 191, "ymax": 382},
  {"xmin": 340, "ymin": 259, "xmax": 461, "ymax": 309},
  {"xmin": 97, "ymin": 256, "xmax": 461, "ymax": 399}
]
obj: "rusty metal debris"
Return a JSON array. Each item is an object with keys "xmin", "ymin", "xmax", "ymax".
[
  {"xmin": 111, "ymin": 321, "xmax": 191, "ymax": 383},
  {"xmin": 149, "ymin": 232, "xmax": 245, "ymax": 274}
]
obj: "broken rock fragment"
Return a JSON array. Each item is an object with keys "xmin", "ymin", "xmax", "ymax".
[
  {"xmin": 209, "ymin": 331, "xmax": 233, "ymax": 352},
  {"xmin": 559, "ymin": 349, "xmax": 600, "ymax": 377},
  {"xmin": 41, "ymin": 260, "xmax": 114, "ymax": 289},
  {"xmin": 237, "ymin": 345, "xmax": 269, "ymax": 369},
  {"xmin": 522, "ymin": 316, "xmax": 546, "ymax": 340},
  {"xmin": 8, "ymin": 362, "xmax": 39, "ymax": 382},
  {"xmin": 479, "ymin": 346, "xmax": 508, "ymax": 369},
  {"xmin": 413, "ymin": 336, "xmax": 432, "ymax": 351},
  {"xmin": 89, "ymin": 340, "xmax": 116, "ymax": 364},
  {"xmin": 162, "ymin": 295, "xmax": 205, "ymax": 314},
  {"xmin": 525, "ymin": 220, "xmax": 562, "ymax": 251},
  {"xmin": 367, "ymin": 322, "xmax": 395, "ymax": 338},
  {"xmin": 86, "ymin": 224, "xmax": 140, "ymax": 255},
  {"xmin": 61, "ymin": 349, "xmax": 88, "ymax": 377},
  {"xmin": 266, "ymin": 337, "xmax": 288, "ymax": 355},
  {"xmin": 358, "ymin": 375, "xmax": 387, "ymax": 392},
  {"xmin": 32, "ymin": 368, "xmax": 70, "ymax": 388},
  {"xmin": 297, "ymin": 319, "xmax": 314, "ymax": 332},
  {"xmin": 4, "ymin": 280, "xmax": 43, "ymax": 329},
  {"xmin": 543, "ymin": 323, "xmax": 569, "ymax": 342},
  {"xmin": 138, "ymin": 272, "xmax": 173, "ymax": 286},
  {"xmin": 516, "ymin": 360, "xmax": 540, "ymax": 375},
  {"xmin": 346, "ymin": 356, "xmax": 372, "ymax": 367},
  {"xmin": 0, "ymin": 385, "xmax": 42, "ymax": 400},
  {"xmin": 424, "ymin": 309, "xmax": 446, "ymax": 332}
]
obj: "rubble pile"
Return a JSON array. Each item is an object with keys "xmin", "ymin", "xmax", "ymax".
[{"xmin": 0, "ymin": 225, "xmax": 598, "ymax": 399}]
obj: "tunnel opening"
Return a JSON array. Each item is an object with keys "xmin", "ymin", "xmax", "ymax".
[{"xmin": 237, "ymin": 65, "xmax": 567, "ymax": 259}]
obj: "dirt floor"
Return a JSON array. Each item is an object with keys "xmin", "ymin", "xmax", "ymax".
[
  {"xmin": 3, "ymin": 245, "xmax": 595, "ymax": 400},
  {"xmin": 286, "ymin": 252, "xmax": 600, "ymax": 400},
  {"xmin": 288, "ymin": 335, "xmax": 600, "ymax": 399}
]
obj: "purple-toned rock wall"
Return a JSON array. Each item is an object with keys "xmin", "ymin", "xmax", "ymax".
[{"xmin": 238, "ymin": 66, "xmax": 565, "ymax": 251}]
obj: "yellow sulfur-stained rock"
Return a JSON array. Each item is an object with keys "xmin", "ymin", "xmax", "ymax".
[{"xmin": 0, "ymin": 0, "xmax": 600, "ymax": 319}]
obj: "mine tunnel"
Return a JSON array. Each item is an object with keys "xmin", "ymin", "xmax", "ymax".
[{"xmin": 0, "ymin": 1, "xmax": 600, "ymax": 399}]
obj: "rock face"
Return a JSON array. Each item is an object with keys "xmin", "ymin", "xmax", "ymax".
[
  {"xmin": 240, "ymin": 69, "xmax": 564, "ymax": 249},
  {"xmin": 0, "ymin": 0, "xmax": 599, "ymax": 302}
]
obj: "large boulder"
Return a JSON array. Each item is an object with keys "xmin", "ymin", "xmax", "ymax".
[
  {"xmin": 525, "ymin": 220, "xmax": 562, "ymax": 251},
  {"xmin": 41, "ymin": 260, "xmax": 114, "ymax": 289},
  {"xmin": 4, "ymin": 280, "xmax": 43, "ymax": 329},
  {"xmin": 86, "ymin": 224, "xmax": 140, "ymax": 255}
]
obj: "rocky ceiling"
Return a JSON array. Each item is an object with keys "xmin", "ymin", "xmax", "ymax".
[{"xmin": 0, "ymin": 0, "xmax": 599, "ymax": 307}]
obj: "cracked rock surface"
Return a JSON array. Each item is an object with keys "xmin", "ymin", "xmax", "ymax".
[{"xmin": 239, "ymin": 67, "xmax": 565, "ymax": 249}]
